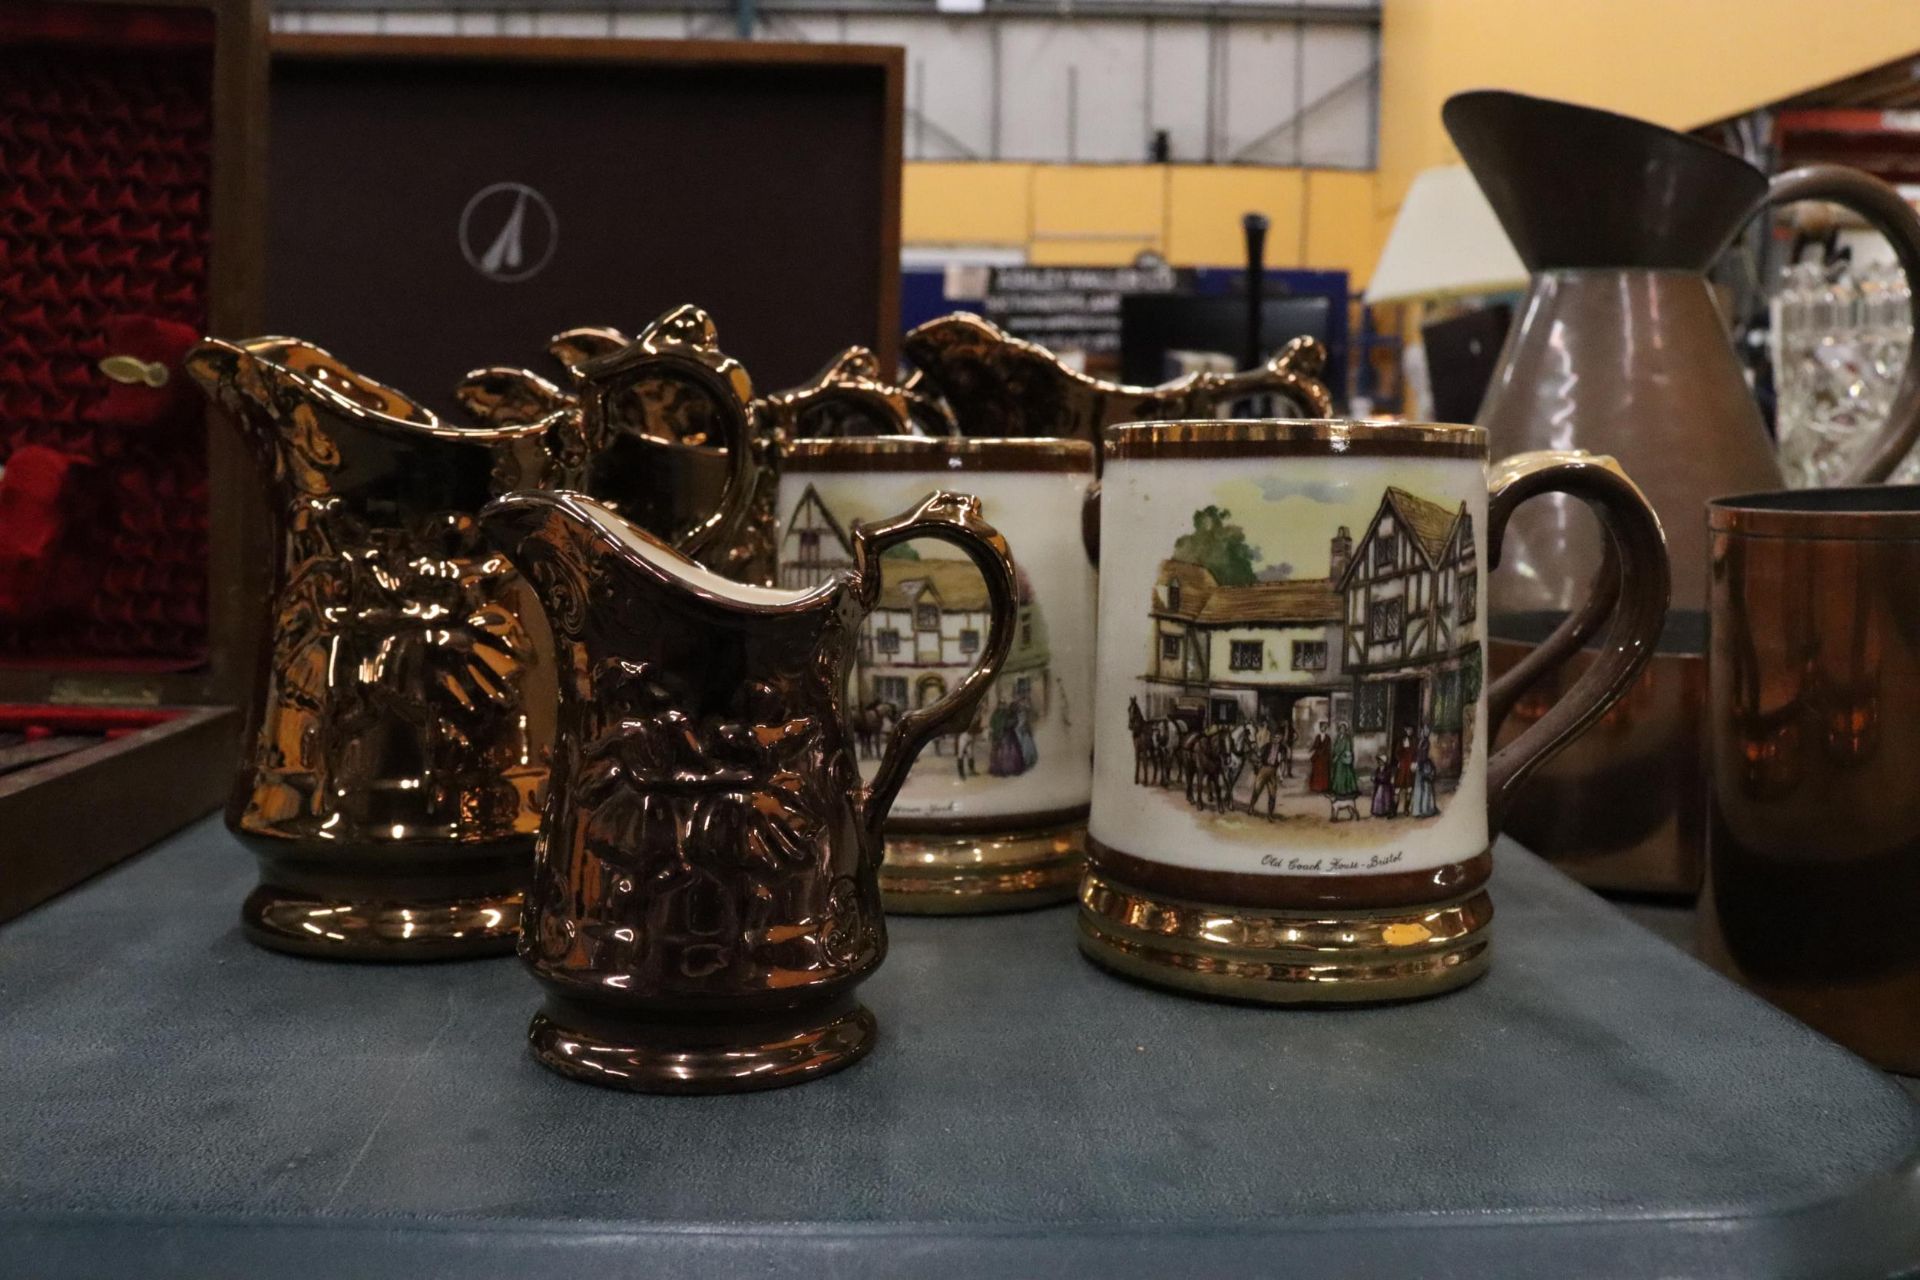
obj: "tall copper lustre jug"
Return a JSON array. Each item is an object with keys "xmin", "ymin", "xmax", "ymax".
[
  {"xmin": 186, "ymin": 333, "xmax": 757, "ymax": 960},
  {"xmin": 1448, "ymin": 90, "xmax": 1920, "ymax": 892}
]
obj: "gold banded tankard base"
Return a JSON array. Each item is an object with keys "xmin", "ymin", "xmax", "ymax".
[
  {"xmin": 527, "ymin": 994, "xmax": 878, "ymax": 1094},
  {"xmin": 879, "ymin": 820, "xmax": 1086, "ymax": 915},
  {"xmin": 1075, "ymin": 869, "xmax": 1493, "ymax": 1004}
]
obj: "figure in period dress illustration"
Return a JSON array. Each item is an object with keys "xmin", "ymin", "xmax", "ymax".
[{"xmin": 1129, "ymin": 482, "xmax": 1482, "ymax": 829}]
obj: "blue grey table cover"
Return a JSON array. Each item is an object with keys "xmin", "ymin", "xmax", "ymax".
[{"xmin": 2, "ymin": 817, "xmax": 1918, "ymax": 1279}]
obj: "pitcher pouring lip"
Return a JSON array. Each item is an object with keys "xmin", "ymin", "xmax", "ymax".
[
  {"xmin": 1441, "ymin": 89, "xmax": 1769, "ymax": 272},
  {"xmin": 183, "ymin": 335, "xmax": 581, "ymax": 477}
]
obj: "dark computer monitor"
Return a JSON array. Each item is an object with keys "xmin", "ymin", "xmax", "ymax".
[{"xmin": 1120, "ymin": 294, "xmax": 1331, "ymax": 388}]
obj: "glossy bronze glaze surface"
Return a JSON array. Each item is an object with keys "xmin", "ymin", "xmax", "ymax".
[
  {"xmin": 185, "ymin": 335, "xmax": 584, "ymax": 960},
  {"xmin": 903, "ymin": 313, "xmax": 1333, "ymax": 442},
  {"xmin": 1078, "ymin": 871, "xmax": 1494, "ymax": 1004},
  {"xmin": 482, "ymin": 489, "xmax": 1016, "ymax": 1091},
  {"xmin": 878, "ymin": 820, "xmax": 1085, "ymax": 915},
  {"xmin": 1700, "ymin": 486, "xmax": 1920, "ymax": 1073},
  {"xmin": 1077, "ymin": 434, "xmax": 1670, "ymax": 1004},
  {"xmin": 457, "ymin": 316, "xmax": 940, "ymax": 586},
  {"xmin": 1490, "ymin": 620, "xmax": 1707, "ymax": 897}
]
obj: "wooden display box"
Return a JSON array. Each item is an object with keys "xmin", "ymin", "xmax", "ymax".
[
  {"xmin": 265, "ymin": 35, "xmax": 904, "ymax": 407},
  {"xmin": 0, "ymin": 0, "xmax": 266, "ymax": 920}
]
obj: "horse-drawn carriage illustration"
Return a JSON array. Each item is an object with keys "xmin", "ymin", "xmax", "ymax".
[{"xmin": 1130, "ymin": 484, "xmax": 1481, "ymax": 825}]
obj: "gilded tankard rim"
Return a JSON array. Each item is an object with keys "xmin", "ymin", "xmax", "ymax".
[
  {"xmin": 1103, "ymin": 419, "xmax": 1486, "ymax": 460},
  {"xmin": 784, "ymin": 435, "xmax": 1095, "ymax": 473}
]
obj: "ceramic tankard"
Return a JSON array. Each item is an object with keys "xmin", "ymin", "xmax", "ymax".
[
  {"xmin": 777, "ymin": 437, "xmax": 1097, "ymax": 912},
  {"xmin": 1080, "ymin": 422, "xmax": 1668, "ymax": 1003},
  {"xmin": 185, "ymin": 332, "xmax": 758, "ymax": 961},
  {"xmin": 481, "ymin": 489, "xmax": 1016, "ymax": 1092}
]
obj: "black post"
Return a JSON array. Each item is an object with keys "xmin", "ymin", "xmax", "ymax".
[{"xmin": 1241, "ymin": 212, "xmax": 1269, "ymax": 371}]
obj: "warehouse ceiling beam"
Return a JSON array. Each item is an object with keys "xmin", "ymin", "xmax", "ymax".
[{"xmin": 271, "ymin": 0, "xmax": 1380, "ymax": 25}]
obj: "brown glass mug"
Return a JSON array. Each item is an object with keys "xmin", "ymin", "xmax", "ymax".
[
  {"xmin": 481, "ymin": 489, "xmax": 1016, "ymax": 1092},
  {"xmin": 1700, "ymin": 487, "xmax": 1920, "ymax": 1073}
]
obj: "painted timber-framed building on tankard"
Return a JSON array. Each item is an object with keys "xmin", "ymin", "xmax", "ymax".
[
  {"xmin": 779, "ymin": 482, "xmax": 1052, "ymax": 737},
  {"xmin": 1143, "ymin": 553, "xmax": 1347, "ymax": 734},
  {"xmin": 778, "ymin": 484, "xmax": 857, "ymax": 590},
  {"xmin": 1139, "ymin": 485, "xmax": 1481, "ymax": 779},
  {"xmin": 1336, "ymin": 485, "xmax": 1480, "ymax": 777}
]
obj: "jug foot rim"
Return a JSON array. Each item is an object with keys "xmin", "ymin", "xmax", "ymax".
[
  {"xmin": 880, "ymin": 821, "xmax": 1085, "ymax": 915},
  {"xmin": 1075, "ymin": 869, "xmax": 1491, "ymax": 1005},
  {"xmin": 241, "ymin": 883, "xmax": 521, "ymax": 962},
  {"xmin": 527, "ymin": 999, "xmax": 877, "ymax": 1094}
]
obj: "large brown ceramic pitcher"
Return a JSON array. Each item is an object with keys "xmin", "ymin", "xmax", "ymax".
[
  {"xmin": 186, "ymin": 333, "xmax": 757, "ymax": 961},
  {"xmin": 1448, "ymin": 89, "xmax": 1920, "ymax": 616},
  {"xmin": 1449, "ymin": 90, "xmax": 1920, "ymax": 892},
  {"xmin": 481, "ymin": 489, "xmax": 1017, "ymax": 1092}
]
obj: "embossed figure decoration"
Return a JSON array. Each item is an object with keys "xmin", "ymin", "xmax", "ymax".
[
  {"xmin": 482, "ymin": 489, "xmax": 1016, "ymax": 1092},
  {"xmin": 186, "ymin": 327, "xmax": 759, "ymax": 961}
]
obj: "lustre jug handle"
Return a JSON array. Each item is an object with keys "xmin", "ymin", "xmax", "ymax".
[
  {"xmin": 575, "ymin": 306, "xmax": 761, "ymax": 563},
  {"xmin": 1484, "ymin": 451, "xmax": 1669, "ymax": 831},
  {"xmin": 849, "ymin": 491, "xmax": 1019, "ymax": 842},
  {"xmin": 1766, "ymin": 165, "xmax": 1920, "ymax": 484}
]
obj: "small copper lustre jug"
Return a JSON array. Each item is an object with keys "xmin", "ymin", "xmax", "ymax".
[{"xmin": 481, "ymin": 489, "xmax": 1017, "ymax": 1091}]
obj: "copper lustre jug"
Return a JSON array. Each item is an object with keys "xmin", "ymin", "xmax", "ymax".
[
  {"xmin": 902, "ymin": 312, "xmax": 1334, "ymax": 443},
  {"xmin": 480, "ymin": 489, "xmax": 1016, "ymax": 1092},
  {"xmin": 1447, "ymin": 90, "xmax": 1920, "ymax": 892},
  {"xmin": 186, "ymin": 333, "xmax": 758, "ymax": 961}
]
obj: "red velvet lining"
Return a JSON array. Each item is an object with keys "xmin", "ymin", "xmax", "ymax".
[{"xmin": 0, "ymin": 2, "xmax": 215, "ymax": 669}]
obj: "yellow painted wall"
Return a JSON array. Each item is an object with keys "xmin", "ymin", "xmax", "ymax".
[
  {"xmin": 904, "ymin": 2, "xmax": 1920, "ymax": 284},
  {"xmin": 1377, "ymin": 0, "xmax": 1920, "ymax": 231},
  {"xmin": 904, "ymin": 162, "xmax": 1384, "ymax": 282}
]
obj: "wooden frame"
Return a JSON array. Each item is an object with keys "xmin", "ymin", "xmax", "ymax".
[
  {"xmin": 0, "ymin": 0, "xmax": 265, "ymax": 917},
  {"xmin": 270, "ymin": 32, "xmax": 904, "ymax": 378},
  {"xmin": 0, "ymin": 0, "xmax": 269, "ymax": 709}
]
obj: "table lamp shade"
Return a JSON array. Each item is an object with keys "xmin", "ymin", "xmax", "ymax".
[{"xmin": 1366, "ymin": 165, "xmax": 1527, "ymax": 305}]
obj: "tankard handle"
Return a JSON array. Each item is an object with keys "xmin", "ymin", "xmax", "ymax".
[
  {"xmin": 849, "ymin": 491, "xmax": 1019, "ymax": 842},
  {"xmin": 1765, "ymin": 165, "xmax": 1920, "ymax": 485},
  {"xmin": 1485, "ymin": 451, "xmax": 1669, "ymax": 831}
]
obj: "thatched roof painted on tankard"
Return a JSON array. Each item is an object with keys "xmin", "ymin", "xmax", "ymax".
[
  {"xmin": 1152, "ymin": 559, "xmax": 1219, "ymax": 619},
  {"xmin": 1195, "ymin": 578, "xmax": 1341, "ymax": 626}
]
